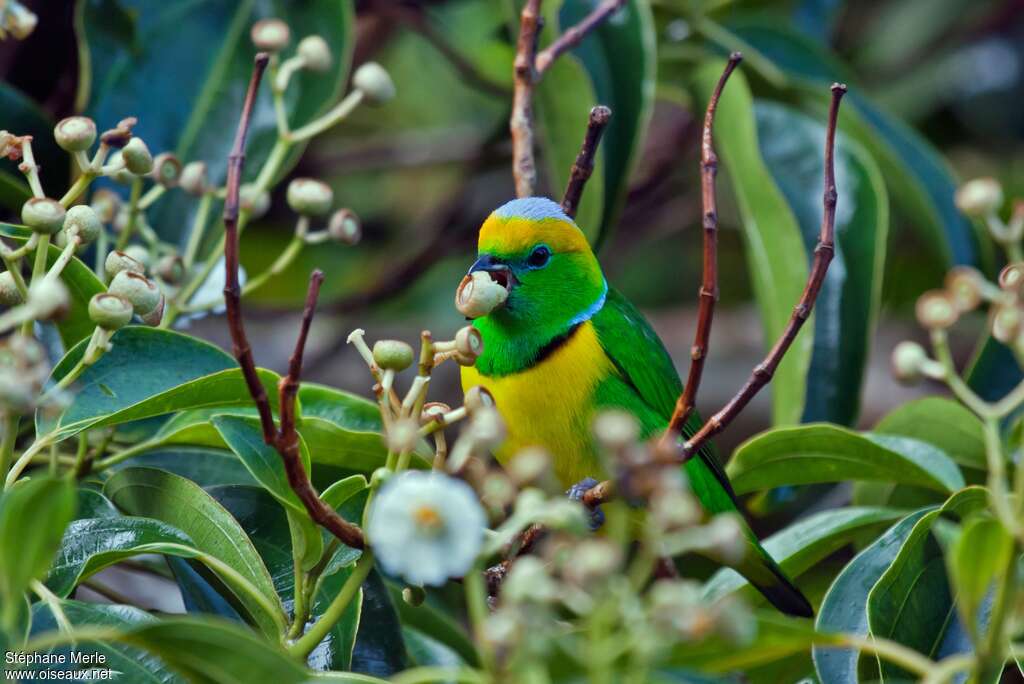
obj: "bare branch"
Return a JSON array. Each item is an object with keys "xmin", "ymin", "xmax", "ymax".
[
  {"xmin": 665, "ymin": 52, "xmax": 742, "ymax": 436},
  {"xmin": 511, "ymin": 0, "xmax": 543, "ymax": 198},
  {"xmin": 535, "ymin": 0, "xmax": 626, "ymax": 75},
  {"xmin": 671, "ymin": 83, "xmax": 848, "ymax": 465},
  {"xmin": 222, "ymin": 54, "xmax": 365, "ymax": 550},
  {"xmin": 561, "ymin": 105, "xmax": 611, "ymax": 219}
]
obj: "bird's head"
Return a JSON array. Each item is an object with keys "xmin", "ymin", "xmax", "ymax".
[{"xmin": 462, "ymin": 197, "xmax": 606, "ymax": 337}]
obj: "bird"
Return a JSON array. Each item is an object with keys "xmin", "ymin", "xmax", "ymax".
[{"xmin": 460, "ymin": 196, "xmax": 813, "ymax": 618}]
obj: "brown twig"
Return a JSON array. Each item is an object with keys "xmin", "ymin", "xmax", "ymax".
[
  {"xmin": 534, "ymin": 0, "xmax": 626, "ymax": 75},
  {"xmin": 665, "ymin": 53, "xmax": 742, "ymax": 436},
  {"xmin": 222, "ymin": 54, "xmax": 365, "ymax": 550},
  {"xmin": 511, "ymin": 0, "xmax": 543, "ymax": 198},
  {"xmin": 670, "ymin": 83, "xmax": 848, "ymax": 465},
  {"xmin": 561, "ymin": 105, "xmax": 611, "ymax": 219}
]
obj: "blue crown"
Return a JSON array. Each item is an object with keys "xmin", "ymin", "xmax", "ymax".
[{"xmin": 492, "ymin": 197, "xmax": 573, "ymax": 223}]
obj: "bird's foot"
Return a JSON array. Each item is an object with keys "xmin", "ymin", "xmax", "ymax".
[{"xmin": 567, "ymin": 477, "xmax": 605, "ymax": 531}]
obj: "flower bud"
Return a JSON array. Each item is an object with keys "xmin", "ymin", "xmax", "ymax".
[
  {"xmin": 463, "ymin": 385, "xmax": 495, "ymax": 414},
  {"xmin": 370, "ymin": 466, "xmax": 392, "ymax": 490},
  {"xmin": 4, "ymin": 2, "xmax": 37, "ymax": 40},
  {"xmin": 992, "ymin": 304, "xmax": 1023, "ymax": 345},
  {"xmin": 453, "ymin": 325, "xmax": 482, "ymax": 365},
  {"xmin": 156, "ymin": 255, "xmax": 185, "ymax": 285},
  {"xmin": 63, "ymin": 205, "xmax": 103, "ymax": 245},
  {"xmin": 944, "ymin": 266, "xmax": 984, "ymax": 312},
  {"xmin": 122, "ymin": 137, "xmax": 153, "ymax": 175},
  {"xmin": 179, "ymin": 161, "xmax": 208, "ymax": 196},
  {"xmin": 999, "ymin": 263, "xmax": 1024, "ymax": 296},
  {"xmin": 327, "ymin": 209, "xmax": 360, "ymax": 245},
  {"xmin": 420, "ymin": 402, "xmax": 450, "ymax": 425},
  {"xmin": 123, "ymin": 245, "xmax": 150, "ymax": 269},
  {"xmin": 109, "ymin": 270, "xmax": 161, "ymax": 315},
  {"xmin": 372, "ymin": 339, "xmax": 414, "ymax": 371},
  {"xmin": 286, "ymin": 178, "xmax": 333, "ymax": 216},
  {"xmin": 106, "ymin": 151, "xmax": 135, "ymax": 184},
  {"xmin": 297, "ymin": 35, "xmax": 332, "ymax": 71},
  {"xmin": 151, "ymin": 152, "xmax": 182, "ymax": 187},
  {"xmin": 100, "ymin": 117, "xmax": 136, "ymax": 149},
  {"xmin": 104, "ymin": 250, "xmax": 145, "ymax": 280},
  {"xmin": 915, "ymin": 290, "xmax": 958, "ymax": 330},
  {"xmin": 54, "ymin": 116, "xmax": 97, "ymax": 152},
  {"xmin": 955, "ymin": 177, "xmax": 1003, "ymax": 217},
  {"xmin": 89, "ymin": 293, "xmax": 133, "ymax": 330},
  {"xmin": 0, "ymin": 272, "xmax": 24, "ymax": 307},
  {"xmin": 401, "ymin": 586, "xmax": 426, "ymax": 607},
  {"xmin": 455, "ymin": 271, "xmax": 509, "ymax": 319},
  {"xmin": 891, "ymin": 341, "xmax": 929, "ymax": 385},
  {"xmin": 352, "ymin": 62, "xmax": 396, "ymax": 105},
  {"xmin": 28, "ymin": 279, "xmax": 69, "ymax": 320},
  {"xmin": 139, "ymin": 294, "xmax": 165, "ymax": 327},
  {"xmin": 90, "ymin": 189, "xmax": 120, "ymax": 223},
  {"xmin": 239, "ymin": 183, "xmax": 270, "ymax": 219},
  {"xmin": 251, "ymin": 18, "xmax": 290, "ymax": 52},
  {"xmin": 593, "ymin": 410, "xmax": 639, "ymax": 450},
  {"xmin": 21, "ymin": 198, "xmax": 66, "ymax": 235}
]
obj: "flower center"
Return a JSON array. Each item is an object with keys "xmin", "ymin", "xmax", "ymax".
[{"xmin": 412, "ymin": 504, "xmax": 444, "ymax": 535}]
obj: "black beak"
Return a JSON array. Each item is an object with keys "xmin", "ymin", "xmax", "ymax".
[{"xmin": 468, "ymin": 254, "xmax": 515, "ymax": 290}]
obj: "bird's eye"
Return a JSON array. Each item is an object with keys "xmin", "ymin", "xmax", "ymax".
[{"xmin": 527, "ymin": 245, "xmax": 551, "ymax": 268}]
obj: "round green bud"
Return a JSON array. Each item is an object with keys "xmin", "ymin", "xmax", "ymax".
[
  {"xmin": 944, "ymin": 266, "xmax": 983, "ymax": 312},
  {"xmin": 139, "ymin": 294, "xmax": 165, "ymax": 327},
  {"xmin": 999, "ymin": 262, "xmax": 1024, "ymax": 296},
  {"xmin": 123, "ymin": 245, "xmax": 150, "ymax": 269},
  {"xmin": 327, "ymin": 209, "xmax": 361, "ymax": 245},
  {"xmin": 151, "ymin": 152, "xmax": 182, "ymax": 188},
  {"xmin": 63, "ymin": 205, "xmax": 103, "ymax": 245},
  {"xmin": 89, "ymin": 293, "xmax": 133, "ymax": 331},
  {"xmin": 122, "ymin": 137, "xmax": 153, "ymax": 175},
  {"xmin": 419, "ymin": 401, "xmax": 450, "ymax": 425},
  {"xmin": 891, "ymin": 341, "xmax": 929, "ymax": 385},
  {"xmin": 179, "ymin": 161, "xmax": 208, "ymax": 196},
  {"xmin": 453, "ymin": 325, "xmax": 482, "ymax": 366},
  {"xmin": 955, "ymin": 177, "xmax": 1003, "ymax": 218},
  {"xmin": 372, "ymin": 339, "xmax": 414, "ymax": 371},
  {"xmin": 239, "ymin": 183, "xmax": 270, "ymax": 219},
  {"xmin": 251, "ymin": 18, "xmax": 290, "ymax": 51},
  {"xmin": 90, "ymin": 189, "xmax": 120, "ymax": 223},
  {"xmin": 915, "ymin": 290, "xmax": 958, "ymax": 330},
  {"xmin": 106, "ymin": 151, "xmax": 135, "ymax": 185},
  {"xmin": 401, "ymin": 586, "xmax": 426, "ymax": 607},
  {"xmin": 54, "ymin": 116, "xmax": 97, "ymax": 152},
  {"xmin": 992, "ymin": 304, "xmax": 1023, "ymax": 345},
  {"xmin": 369, "ymin": 467, "xmax": 391, "ymax": 490},
  {"xmin": 21, "ymin": 198, "xmax": 66, "ymax": 235},
  {"xmin": 298, "ymin": 35, "xmax": 332, "ymax": 71},
  {"xmin": 104, "ymin": 250, "xmax": 145, "ymax": 280},
  {"xmin": 353, "ymin": 62, "xmax": 396, "ymax": 105},
  {"xmin": 286, "ymin": 178, "xmax": 333, "ymax": 216},
  {"xmin": 28, "ymin": 279, "xmax": 69, "ymax": 320},
  {"xmin": 109, "ymin": 270, "xmax": 161, "ymax": 316},
  {"xmin": 155, "ymin": 255, "xmax": 185, "ymax": 285},
  {"xmin": 0, "ymin": 272, "xmax": 24, "ymax": 307}
]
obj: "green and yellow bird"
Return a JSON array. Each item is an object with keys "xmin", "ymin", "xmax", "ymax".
[{"xmin": 460, "ymin": 196, "xmax": 812, "ymax": 617}]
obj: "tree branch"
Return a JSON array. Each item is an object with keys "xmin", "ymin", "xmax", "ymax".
[
  {"xmin": 670, "ymin": 83, "xmax": 848, "ymax": 465},
  {"xmin": 665, "ymin": 53, "xmax": 741, "ymax": 435},
  {"xmin": 561, "ymin": 105, "xmax": 611, "ymax": 219},
  {"xmin": 222, "ymin": 54, "xmax": 365, "ymax": 550},
  {"xmin": 511, "ymin": 0, "xmax": 543, "ymax": 198},
  {"xmin": 535, "ymin": 0, "xmax": 626, "ymax": 75}
]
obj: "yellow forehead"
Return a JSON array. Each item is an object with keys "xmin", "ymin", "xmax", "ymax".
[{"xmin": 478, "ymin": 214, "xmax": 591, "ymax": 256}]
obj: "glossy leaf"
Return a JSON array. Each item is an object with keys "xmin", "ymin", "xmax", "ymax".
[
  {"xmin": 949, "ymin": 514, "xmax": 1013, "ymax": 641},
  {"xmin": 693, "ymin": 63, "xmax": 809, "ymax": 425},
  {"xmin": 557, "ymin": 0, "xmax": 656, "ymax": 247},
  {"xmin": 76, "ymin": 487, "xmax": 120, "ymax": 519},
  {"xmin": 104, "ymin": 467, "xmax": 284, "ymax": 637},
  {"xmin": 351, "ymin": 568, "xmax": 408, "ymax": 677},
  {"xmin": 813, "ymin": 509, "xmax": 933, "ymax": 683},
  {"xmin": 0, "ymin": 477, "xmax": 76, "ymax": 622},
  {"xmin": 728, "ymin": 424, "xmax": 964, "ymax": 494},
  {"xmin": 966, "ymin": 335, "xmax": 1024, "ymax": 405},
  {"xmin": 321, "ymin": 475, "xmax": 369, "ymax": 510},
  {"xmin": 299, "ymin": 384, "xmax": 383, "ymax": 433},
  {"xmin": 874, "ymin": 397, "xmax": 986, "ymax": 471},
  {"xmin": 77, "ymin": 0, "xmax": 355, "ymax": 241},
  {"xmin": 0, "ymin": 223, "xmax": 106, "ymax": 349},
  {"xmin": 703, "ymin": 506, "xmax": 906, "ymax": 604},
  {"xmin": 755, "ymin": 101, "xmax": 888, "ymax": 426},
  {"xmin": 111, "ymin": 446, "xmax": 259, "ymax": 488}
]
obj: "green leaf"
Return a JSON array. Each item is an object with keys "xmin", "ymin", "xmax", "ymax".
[
  {"xmin": 966, "ymin": 335, "xmax": 1024, "ymax": 404},
  {"xmin": 351, "ymin": 568, "xmax": 408, "ymax": 677},
  {"xmin": 703, "ymin": 506, "xmax": 906, "ymax": 604},
  {"xmin": 46, "ymin": 516, "xmax": 193, "ymax": 597},
  {"xmin": 874, "ymin": 397, "xmax": 986, "ymax": 471},
  {"xmin": 754, "ymin": 101, "xmax": 888, "ymax": 426},
  {"xmin": 77, "ymin": 0, "xmax": 355, "ymax": 241},
  {"xmin": 0, "ymin": 223, "xmax": 106, "ymax": 349},
  {"xmin": 813, "ymin": 509, "xmax": 933, "ymax": 683},
  {"xmin": 0, "ymin": 84, "xmax": 66, "ymax": 212},
  {"xmin": 386, "ymin": 581, "xmax": 479, "ymax": 667},
  {"xmin": 104, "ymin": 467, "xmax": 285, "ymax": 637},
  {"xmin": 29, "ymin": 600, "xmax": 180, "ymax": 683},
  {"xmin": 41, "ymin": 327, "xmax": 280, "ymax": 440},
  {"xmin": 0, "ymin": 477, "xmax": 76, "ymax": 626},
  {"xmin": 299, "ymin": 384, "xmax": 383, "ymax": 432},
  {"xmin": 721, "ymin": 18, "xmax": 979, "ymax": 266},
  {"xmin": 321, "ymin": 475, "xmax": 369, "ymax": 510},
  {"xmin": 111, "ymin": 446, "xmax": 259, "ymax": 488},
  {"xmin": 949, "ymin": 514, "xmax": 1013, "ymax": 641},
  {"xmin": 535, "ymin": 50, "xmax": 604, "ymax": 244},
  {"xmin": 727, "ymin": 424, "xmax": 965, "ymax": 494},
  {"xmin": 557, "ymin": 0, "xmax": 656, "ymax": 247},
  {"xmin": 692, "ymin": 63, "xmax": 809, "ymax": 425}
]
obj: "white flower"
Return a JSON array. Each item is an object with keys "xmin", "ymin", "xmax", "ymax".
[{"xmin": 368, "ymin": 471, "xmax": 486, "ymax": 586}]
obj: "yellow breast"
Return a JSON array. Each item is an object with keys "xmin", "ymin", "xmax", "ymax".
[{"xmin": 461, "ymin": 322, "xmax": 614, "ymax": 486}]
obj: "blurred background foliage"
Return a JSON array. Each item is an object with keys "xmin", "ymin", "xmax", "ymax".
[{"xmin": 2, "ymin": 0, "xmax": 1023, "ymax": 448}]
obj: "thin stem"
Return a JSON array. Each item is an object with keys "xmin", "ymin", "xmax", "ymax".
[
  {"xmin": 511, "ymin": 0, "xmax": 542, "ymax": 198},
  {"xmin": 287, "ymin": 91, "xmax": 364, "ymax": 143},
  {"xmin": 0, "ymin": 413, "xmax": 17, "ymax": 477},
  {"xmin": 561, "ymin": 106, "xmax": 611, "ymax": 219},
  {"xmin": 114, "ymin": 177, "xmax": 143, "ymax": 251},
  {"xmin": 464, "ymin": 562, "xmax": 495, "ymax": 673},
  {"xmin": 288, "ymin": 550, "xmax": 374, "ymax": 658},
  {"xmin": 20, "ymin": 232, "xmax": 50, "ymax": 336},
  {"xmin": 41, "ymin": 237, "xmax": 80, "ymax": 286},
  {"xmin": 241, "ymin": 235, "xmax": 303, "ymax": 296},
  {"xmin": 289, "ymin": 558, "xmax": 308, "ymax": 639},
  {"xmin": 20, "ymin": 139, "xmax": 45, "ymax": 198},
  {"xmin": 5, "ymin": 432, "xmax": 56, "ymax": 488},
  {"xmin": 830, "ymin": 634, "xmax": 934, "ymax": 678},
  {"xmin": 138, "ymin": 184, "xmax": 166, "ymax": 210},
  {"xmin": 59, "ymin": 171, "xmax": 97, "ymax": 207},
  {"xmin": 535, "ymin": 0, "xmax": 626, "ymax": 74},
  {"xmin": 31, "ymin": 580, "xmax": 72, "ymax": 633},
  {"xmin": 183, "ymin": 193, "xmax": 214, "ymax": 270},
  {"xmin": 92, "ymin": 437, "xmax": 161, "ymax": 472}
]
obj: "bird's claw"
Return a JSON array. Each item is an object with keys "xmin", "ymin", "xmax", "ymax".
[{"xmin": 567, "ymin": 477, "xmax": 605, "ymax": 531}]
